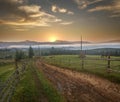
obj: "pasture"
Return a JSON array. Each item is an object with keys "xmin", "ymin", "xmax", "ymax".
[
  {"xmin": 0, "ymin": 60, "xmax": 65, "ymax": 102},
  {"xmin": 43, "ymin": 55, "xmax": 120, "ymax": 83},
  {"xmin": 0, "ymin": 54, "xmax": 120, "ymax": 102},
  {"xmin": 0, "ymin": 60, "xmax": 15, "ymax": 82}
]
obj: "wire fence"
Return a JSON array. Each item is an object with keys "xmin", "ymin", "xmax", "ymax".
[
  {"xmin": 0, "ymin": 62, "xmax": 28, "ymax": 102},
  {"xmin": 43, "ymin": 55, "xmax": 120, "ymax": 73}
]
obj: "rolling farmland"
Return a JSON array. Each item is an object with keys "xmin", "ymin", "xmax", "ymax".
[
  {"xmin": 0, "ymin": 53, "xmax": 120, "ymax": 102},
  {"xmin": 43, "ymin": 55, "xmax": 120, "ymax": 83},
  {"xmin": 0, "ymin": 0, "xmax": 120, "ymax": 101}
]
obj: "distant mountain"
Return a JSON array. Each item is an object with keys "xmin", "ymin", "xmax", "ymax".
[
  {"xmin": 101, "ymin": 40, "xmax": 120, "ymax": 43},
  {"xmin": 54, "ymin": 40, "xmax": 91, "ymax": 44},
  {"xmin": 0, "ymin": 40, "xmax": 91, "ymax": 48},
  {"xmin": 0, "ymin": 40, "xmax": 39, "ymax": 47},
  {"xmin": 54, "ymin": 40, "xmax": 70, "ymax": 43},
  {"xmin": 0, "ymin": 39, "xmax": 120, "ymax": 48}
]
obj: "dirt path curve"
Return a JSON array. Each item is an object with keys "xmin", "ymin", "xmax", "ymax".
[{"xmin": 36, "ymin": 61, "xmax": 120, "ymax": 102}]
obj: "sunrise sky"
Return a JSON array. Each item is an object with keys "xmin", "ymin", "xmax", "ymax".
[{"xmin": 0, "ymin": 0, "xmax": 120, "ymax": 42}]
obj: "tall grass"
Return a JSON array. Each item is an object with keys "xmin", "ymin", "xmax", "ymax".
[
  {"xmin": 43, "ymin": 55, "xmax": 120, "ymax": 83},
  {"xmin": 11, "ymin": 60, "xmax": 66, "ymax": 102}
]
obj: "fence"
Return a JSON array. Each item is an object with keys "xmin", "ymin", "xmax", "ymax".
[
  {"xmin": 82, "ymin": 56, "xmax": 120, "ymax": 73},
  {"xmin": 0, "ymin": 62, "xmax": 27, "ymax": 102},
  {"xmin": 43, "ymin": 55, "xmax": 120, "ymax": 73}
]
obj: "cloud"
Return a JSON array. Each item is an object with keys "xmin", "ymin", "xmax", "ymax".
[
  {"xmin": 18, "ymin": 5, "xmax": 41, "ymax": 13},
  {"xmin": 51, "ymin": 5, "xmax": 74, "ymax": 15},
  {"xmin": 60, "ymin": 21, "xmax": 73, "ymax": 25},
  {"xmin": 14, "ymin": 28, "xmax": 28, "ymax": 31},
  {"xmin": 0, "ymin": 0, "xmax": 24, "ymax": 4},
  {"xmin": 59, "ymin": 8, "xmax": 67, "ymax": 13},
  {"xmin": 110, "ymin": 14, "xmax": 120, "ymax": 18},
  {"xmin": 0, "ymin": 0, "xmax": 61, "ymax": 29},
  {"xmin": 88, "ymin": 6, "xmax": 112, "ymax": 12},
  {"xmin": 11, "ymin": 0, "xmax": 24, "ymax": 3},
  {"xmin": 74, "ymin": 0, "xmax": 103, "ymax": 9},
  {"xmin": 52, "ymin": 5, "xmax": 57, "ymax": 12},
  {"xmin": 88, "ymin": 0, "xmax": 120, "ymax": 17},
  {"xmin": 74, "ymin": 0, "xmax": 120, "ymax": 18},
  {"xmin": 68, "ymin": 11, "xmax": 74, "ymax": 15}
]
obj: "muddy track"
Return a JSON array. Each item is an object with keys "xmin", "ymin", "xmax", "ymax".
[{"xmin": 36, "ymin": 61, "xmax": 120, "ymax": 102}]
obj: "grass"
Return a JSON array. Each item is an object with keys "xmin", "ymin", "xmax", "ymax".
[
  {"xmin": 11, "ymin": 60, "xmax": 65, "ymax": 102},
  {"xmin": 0, "ymin": 63, "xmax": 15, "ymax": 82},
  {"xmin": 1, "ymin": 55, "xmax": 119, "ymax": 102},
  {"xmin": 34, "ymin": 61, "xmax": 66, "ymax": 102},
  {"xmin": 0, "ymin": 59, "xmax": 14, "ymax": 66},
  {"xmin": 43, "ymin": 55, "xmax": 120, "ymax": 83},
  {"xmin": 11, "ymin": 64, "xmax": 37, "ymax": 102}
]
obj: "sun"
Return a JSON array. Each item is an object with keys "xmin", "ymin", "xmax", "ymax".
[{"xmin": 50, "ymin": 36, "xmax": 57, "ymax": 42}]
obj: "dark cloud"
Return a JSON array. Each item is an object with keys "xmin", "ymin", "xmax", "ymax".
[
  {"xmin": 0, "ymin": 0, "xmax": 61, "ymax": 28},
  {"xmin": 73, "ymin": 0, "xmax": 120, "ymax": 18},
  {"xmin": 0, "ymin": 0, "xmax": 21, "ymax": 16},
  {"xmin": 73, "ymin": 0, "xmax": 103, "ymax": 9},
  {"xmin": 88, "ymin": 0, "xmax": 120, "ymax": 18}
]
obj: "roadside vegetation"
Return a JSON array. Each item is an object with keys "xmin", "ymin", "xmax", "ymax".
[
  {"xmin": 0, "ymin": 46, "xmax": 120, "ymax": 102},
  {"xmin": 11, "ymin": 60, "xmax": 65, "ymax": 102},
  {"xmin": 11, "ymin": 64, "xmax": 36, "ymax": 102},
  {"xmin": 43, "ymin": 55, "xmax": 120, "ymax": 83},
  {"xmin": 0, "ymin": 63, "xmax": 15, "ymax": 82},
  {"xmin": 35, "ymin": 62, "xmax": 65, "ymax": 102}
]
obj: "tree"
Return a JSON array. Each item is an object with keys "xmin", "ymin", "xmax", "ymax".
[
  {"xmin": 28, "ymin": 46, "xmax": 34, "ymax": 58},
  {"xmin": 15, "ymin": 50, "xmax": 25, "ymax": 69},
  {"xmin": 15, "ymin": 50, "xmax": 25, "ymax": 61}
]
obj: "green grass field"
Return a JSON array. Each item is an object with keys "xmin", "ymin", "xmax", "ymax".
[
  {"xmin": 11, "ymin": 60, "xmax": 65, "ymax": 102},
  {"xmin": 43, "ymin": 55, "xmax": 120, "ymax": 83},
  {"xmin": 0, "ymin": 63, "xmax": 15, "ymax": 82},
  {"xmin": 0, "ymin": 59, "xmax": 65, "ymax": 102},
  {"xmin": 0, "ymin": 55, "xmax": 120, "ymax": 102}
]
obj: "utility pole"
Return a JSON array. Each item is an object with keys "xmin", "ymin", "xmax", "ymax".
[
  {"xmin": 80, "ymin": 36, "xmax": 84, "ymax": 69},
  {"xmin": 38, "ymin": 45, "xmax": 41, "ymax": 57},
  {"xmin": 107, "ymin": 55, "xmax": 111, "ymax": 73},
  {"xmin": 81, "ymin": 36, "xmax": 82, "ymax": 52},
  {"xmin": 38, "ymin": 45, "xmax": 42, "ymax": 62}
]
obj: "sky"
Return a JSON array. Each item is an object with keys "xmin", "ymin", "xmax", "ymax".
[{"xmin": 0, "ymin": 0, "xmax": 120, "ymax": 42}]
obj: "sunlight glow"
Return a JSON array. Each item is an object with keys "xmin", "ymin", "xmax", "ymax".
[{"xmin": 50, "ymin": 36, "xmax": 57, "ymax": 42}]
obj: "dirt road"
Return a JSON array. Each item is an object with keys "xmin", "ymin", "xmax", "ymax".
[{"xmin": 36, "ymin": 61, "xmax": 120, "ymax": 102}]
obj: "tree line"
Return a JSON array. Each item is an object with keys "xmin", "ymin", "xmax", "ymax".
[
  {"xmin": 15, "ymin": 46, "xmax": 34, "ymax": 61},
  {"xmin": 38, "ymin": 47, "xmax": 120, "ymax": 56}
]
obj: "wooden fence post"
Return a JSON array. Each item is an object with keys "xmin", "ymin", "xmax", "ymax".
[
  {"xmin": 107, "ymin": 55, "xmax": 111, "ymax": 72},
  {"xmin": 68, "ymin": 58, "xmax": 70, "ymax": 66},
  {"xmin": 82, "ymin": 57, "xmax": 84, "ymax": 69},
  {"xmin": 15, "ymin": 60, "xmax": 18, "ymax": 69}
]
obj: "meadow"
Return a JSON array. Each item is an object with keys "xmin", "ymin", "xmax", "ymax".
[
  {"xmin": 0, "ymin": 60, "xmax": 15, "ymax": 82},
  {"xmin": 0, "ymin": 59, "xmax": 65, "ymax": 102},
  {"xmin": 0, "ymin": 54, "xmax": 120, "ymax": 102},
  {"xmin": 43, "ymin": 55, "xmax": 120, "ymax": 83}
]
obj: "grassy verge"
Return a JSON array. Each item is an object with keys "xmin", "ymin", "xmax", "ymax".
[
  {"xmin": 0, "ymin": 63, "xmax": 15, "ymax": 82},
  {"xmin": 34, "ymin": 61, "xmax": 66, "ymax": 102},
  {"xmin": 11, "ymin": 60, "xmax": 65, "ymax": 102},
  {"xmin": 43, "ymin": 55, "xmax": 120, "ymax": 83},
  {"xmin": 0, "ymin": 59, "xmax": 14, "ymax": 66},
  {"xmin": 11, "ymin": 63, "xmax": 37, "ymax": 102}
]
